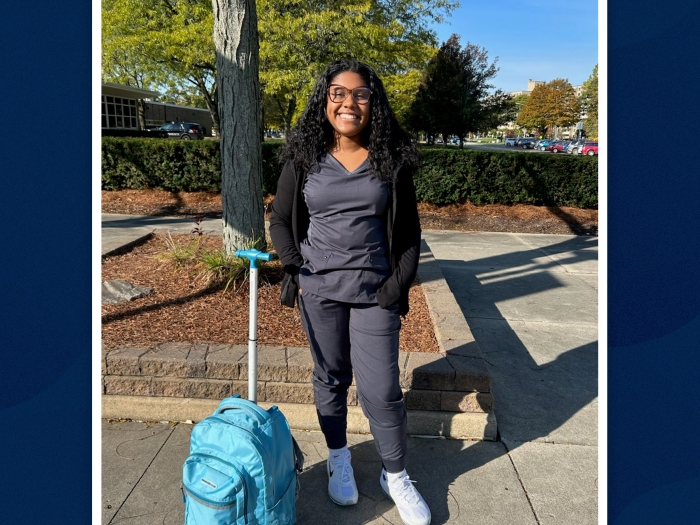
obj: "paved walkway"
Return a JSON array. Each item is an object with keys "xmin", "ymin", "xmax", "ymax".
[{"xmin": 101, "ymin": 215, "xmax": 598, "ymax": 524}]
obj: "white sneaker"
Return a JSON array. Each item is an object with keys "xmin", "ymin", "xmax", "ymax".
[
  {"xmin": 380, "ymin": 469, "xmax": 431, "ymax": 525},
  {"xmin": 327, "ymin": 446, "xmax": 358, "ymax": 506}
]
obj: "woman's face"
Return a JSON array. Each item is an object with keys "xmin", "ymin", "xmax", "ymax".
[{"xmin": 325, "ymin": 71, "xmax": 371, "ymax": 140}]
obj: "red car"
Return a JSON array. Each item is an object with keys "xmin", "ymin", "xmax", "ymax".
[
  {"xmin": 580, "ymin": 141, "xmax": 598, "ymax": 156},
  {"xmin": 548, "ymin": 141, "xmax": 569, "ymax": 153}
]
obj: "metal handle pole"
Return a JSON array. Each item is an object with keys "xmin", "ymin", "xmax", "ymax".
[
  {"xmin": 234, "ymin": 249, "xmax": 274, "ymax": 404},
  {"xmin": 248, "ymin": 266, "xmax": 258, "ymax": 402}
]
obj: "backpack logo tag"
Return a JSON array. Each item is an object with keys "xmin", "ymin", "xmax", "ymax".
[{"xmin": 201, "ymin": 478, "xmax": 218, "ymax": 489}]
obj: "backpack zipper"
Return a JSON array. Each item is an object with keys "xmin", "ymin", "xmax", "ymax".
[{"xmin": 183, "ymin": 452, "xmax": 247, "ymax": 515}]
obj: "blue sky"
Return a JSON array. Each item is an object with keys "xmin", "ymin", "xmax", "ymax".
[{"xmin": 430, "ymin": 1, "xmax": 599, "ymax": 93}]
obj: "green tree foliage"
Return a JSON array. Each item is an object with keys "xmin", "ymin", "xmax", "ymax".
[
  {"xmin": 158, "ymin": 87, "xmax": 209, "ymax": 109},
  {"xmin": 517, "ymin": 78, "xmax": 581, "ymax": 137},
  {"xmin": 263, "ymin": 92, "xmax": 286, "ymax": 131},
  {"xmin": 102, "ymin": 0, "xmax": 456, "ymax": 135},
  {"xmin": 406, "ymin": 35, "xmax": 514, "ymax": 147},
  {"xmin": 505, "ymin": 93, "xmax": 529, "ymax": 137},
  {"xmin": 580, "ymin": 64, "xmax": 598, "ymax": 139},
  {"xmin": 102, "ymin": 0, "xmax": 219, "ymax": 127},
  {"xmin": 257, "ymin": 0, "xmax": 455, "ymax": 134},
  {"xmin": 511, "ymin": 93, "xmax": 529, "ymax": 113},
  {"xmin": 382, "ymin": 69, "xmax": 427, "ymax": 129}
]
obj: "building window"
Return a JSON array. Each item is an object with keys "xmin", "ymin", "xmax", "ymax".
[{"xmin": 102, "ymin": 95, "xmax": 139, "ymax": 129}]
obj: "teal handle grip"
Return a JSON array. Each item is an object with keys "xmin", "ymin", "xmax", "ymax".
[{"xmin": 235, "ymin": 249, "xmax": 274, "ymax": 269}]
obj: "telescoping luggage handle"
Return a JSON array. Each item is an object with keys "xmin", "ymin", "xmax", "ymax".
[{"xmin": 235, "ymin": 249, "xmax": 275, "ymax": 403}]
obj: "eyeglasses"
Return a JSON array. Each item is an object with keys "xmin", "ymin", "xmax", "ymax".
[{"xmin": 328, "ymin": 84, "xmax": 371, "ymax": 105}]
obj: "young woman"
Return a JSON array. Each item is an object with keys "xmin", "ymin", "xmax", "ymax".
[{"xmin": 269, "ymin": 59, "xmax": 430, "ymax": 525}]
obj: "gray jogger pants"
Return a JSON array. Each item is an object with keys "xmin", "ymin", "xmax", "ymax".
[{"xmin": 298, "ymin": 290, "xmax": 407, "ymax": 473}]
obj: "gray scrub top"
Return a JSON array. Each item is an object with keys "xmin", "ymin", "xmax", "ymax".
[{"xmin": 299, "ymin": 153, "xmax": 390, "ymax": 303}]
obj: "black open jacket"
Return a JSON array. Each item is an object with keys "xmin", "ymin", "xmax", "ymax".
[{"xmin": 269, "ymin": 158, "xmax": 421, "ymax": 317}]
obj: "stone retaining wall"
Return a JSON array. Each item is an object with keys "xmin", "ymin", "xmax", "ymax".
[{"xmin": 102, "ymin": 342, "xmax": 493, "ymax": 414}]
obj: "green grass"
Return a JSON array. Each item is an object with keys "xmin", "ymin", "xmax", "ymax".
[{"xmin": 156, "ymin": 233, "xmax": 202, "ymax": 268}]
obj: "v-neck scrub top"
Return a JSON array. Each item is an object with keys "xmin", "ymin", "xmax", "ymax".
[{"xmin": 298, "ymin": 153, "xmax": 390, "ymax": 303}]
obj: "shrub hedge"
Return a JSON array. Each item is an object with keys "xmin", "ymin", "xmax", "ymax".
[
  {"xmin": 102, "ymin": 138, "xmax": 597, "ymax": 208},
  {"xmin": 414, "ymin": 148, "xmax": 598, "ymax": 208},
  {"xmin": 102, "ymin": 137, "xmax": 282, "ymax": 193}
]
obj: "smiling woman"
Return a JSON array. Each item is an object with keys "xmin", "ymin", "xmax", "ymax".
[
  {"xmin": 324, "ymin": 72, "xmax": 372, "ymax": 172},
  {"xmin": 270, "ymin": 60, "xmax": 432, "ymax": 525}
]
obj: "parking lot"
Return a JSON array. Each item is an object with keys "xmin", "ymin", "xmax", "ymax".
[{"xmin": 448, "ymin": 139, "xmax": 598, "ymax": 156}]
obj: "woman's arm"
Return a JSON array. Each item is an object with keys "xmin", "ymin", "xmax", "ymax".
[
  {"xmin": 376, "ymin": 172, "xmax": 421, "ymax": 309},
  {"xmin": 269, "ymin": 159, "xmax": 304, "ymax": 270}
]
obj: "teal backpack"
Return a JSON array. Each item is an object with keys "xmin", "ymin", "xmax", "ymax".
[{"xmin": 182, "ymin": 395, "xmax": 304, "ymax": 524}]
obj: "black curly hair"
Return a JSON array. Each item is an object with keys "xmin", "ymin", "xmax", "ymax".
[{"xmin": 280, "ymin": 59, "xmax": 419, "ymax": 183}]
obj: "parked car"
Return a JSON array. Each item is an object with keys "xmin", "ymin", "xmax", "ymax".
[
  {"xmin": 504, "ymin": 137, "xmax": 517, "ymax": 146},
  {"xmin": 516, "ymin": 137, "xmax": 537, "ymax": 149},
  {"xmin": 580, "ymin": 141, "xmax": 598, "ymax": 156},
  {"xmin": 157, "ymin": 122, "xmax": 205, "ymax": 140},
  {"xmin": 142, "ymin": 124, "xmax": 167, "ymax": 138},
  {"xmin": 567, "ymin": 140, "xmax": 585, "ymax": 154},
  {"xmin": 549, "ymin": 141, "xmax": 570, "ymax": 153},
  {"xmin": 535, "ymin": 139, "xmax": 556, "ymax": 151}
]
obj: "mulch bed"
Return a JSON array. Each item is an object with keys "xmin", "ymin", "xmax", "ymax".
[
  {"xmin": 102, "ymin": 234, "xmax": 440, "ymax": 353},
  {"xmin": 102, "ymin": 190, "xmax": 598, "ymax": 236}
]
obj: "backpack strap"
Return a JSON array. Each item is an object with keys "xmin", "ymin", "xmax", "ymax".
[
  {"xmin": 292, "ymin": 436, "xmax": 304, "ymax": 502},
  {"xmin": 292, "ymin": 436, "xmax": 304, "ymax": 473}
]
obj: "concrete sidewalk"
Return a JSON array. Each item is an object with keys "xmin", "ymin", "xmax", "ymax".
[
  {"xmin": 102, "ymin": 213, "xmax": 223, "ymax": 257},
  {"xmin": 101, "ymin": 216, "xmax": 598, "ymax": 524}
]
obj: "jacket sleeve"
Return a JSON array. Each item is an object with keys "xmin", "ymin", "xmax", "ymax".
[
  {"xmin": 269, "ymin": 159, "xmax": 303, "ymax": 270},
  {"xmin": 269, "ymin": 159, "xmax": 304, "ymax": 308},
  {"xmin": 376, "ymin": 172, "xmax": 421, "ymax": 310}
]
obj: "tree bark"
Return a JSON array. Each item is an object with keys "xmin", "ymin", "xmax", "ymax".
[{"xmin": 212, "ymin": 0, "xmax": 265, "ymax": 254}]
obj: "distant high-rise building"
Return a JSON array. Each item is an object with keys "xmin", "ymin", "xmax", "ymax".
[
  {"xmin": 527, "ymin": 79, "xmax": 545, "ymax": 92},
  {"xmin": 507, "ymin": 79, "xmax": 580, "ymax": 98}
]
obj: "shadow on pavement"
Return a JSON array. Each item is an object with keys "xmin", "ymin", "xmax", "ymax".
[
  {"xmin": 102, "ymin": 215, "xmax": 206, "ymax": 228},
  {"xmin": 295, "ymin": 435, "xmax": 516, "ymax": 525},
  {"xmin": 406, "ymin": 234, "xmax": 598, "ymax": 514}
]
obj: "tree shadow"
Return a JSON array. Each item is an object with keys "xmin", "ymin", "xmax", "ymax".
[
  {"xmin": 149, "ymin": 193, "xmax": 223, "ymax": 218},
  {"xmin": 545, "ymin": 206, "xmax": 598, "ymax": 236},
  {"xmin": 101, "ymin": 281, "xmax": 229, "ymax": 325},
  {"xmin": 102, "ymin": 215, "xmax": 217, "ymax": 230},
  {"xmin": 416, "ymin": 234, "xmax": 598, "ymax": 438},
  {"xmin": 402, "ymin": 235, "xmax": 597, "ymax": 521}
]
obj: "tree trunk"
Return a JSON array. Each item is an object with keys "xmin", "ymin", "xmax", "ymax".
[
  {"xmin": 137, "ymin": 100, "xmax": 147, "ymax": 130},
  {"xmin": 212, "ymin": 0, "xmax": 265, "ymax": 254},
  {"xmin": 274, "ymin": 94, "xmax": 296, "ymax": 138},
  {"xmin": 260, "ymin": 87, "xmax": 266, "ymax": 143},
  {"xmin": 194, "ymin": 75, "xmax": 220, "ymax": 133}
]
